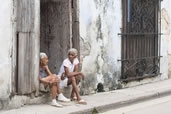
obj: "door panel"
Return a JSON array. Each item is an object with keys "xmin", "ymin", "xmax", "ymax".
[
  {"xmin": 16, "ymin": 0, "xmax": 39, "ymax": 94},
  {"xmin": 17, "ymin": 0, "xmax": 35, "ymax": 32}
]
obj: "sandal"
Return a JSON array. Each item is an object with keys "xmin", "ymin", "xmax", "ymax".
[
  {"xmin": 78, "ymin": 99, "xmax": 87, "ymax": 105},
  {"xmin": 71, "ymin": 96, "xmax": 77, "ymax": 101}
]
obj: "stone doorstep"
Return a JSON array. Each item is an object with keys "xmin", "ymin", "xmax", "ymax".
[
  {"xmin": 2, "ymin": 84, "xmax": 72, "ymax": 110},
  {"xmin": 70, "ymin": 88, "xmax": 171, "ymax": 114},
  {"xmin": 40, "ymin": 83, "xmax": 72, "ymax": 98}
]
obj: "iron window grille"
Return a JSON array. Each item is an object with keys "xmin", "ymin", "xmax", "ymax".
[{"xmin": 119, "ymin": 0, "xmax": 162, "ymax": 82}]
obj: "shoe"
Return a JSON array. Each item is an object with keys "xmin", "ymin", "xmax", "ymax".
[
  {"xmin": 58, "ymin": 93, "xmax": 71, "ymax": 102},
  {"xmin": 51, "ymin": 100, "xmax": 63, "ymax": 107},
  {"xmin": 71, "ymin": 96, "xmax": 77, "ymax": 101}
]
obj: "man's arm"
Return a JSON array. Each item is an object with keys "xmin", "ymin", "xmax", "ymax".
[
  {"xmin": 74, "ymin": 64, "xmax": 85, "ymax": 80},
  {"xmin": 64, "ymin": 66, "xmax": 81, "ymax": 78},
  {"xmin": 64, "ymin": 64, "xmax": 85, "ymax": 79},
  {"xmin": 45, "ymin": 65, "xmax": 52, "ymax": 76},
  {"xmin": 74, "ymin": 64, "xmax": 79, "ymax": 72}
]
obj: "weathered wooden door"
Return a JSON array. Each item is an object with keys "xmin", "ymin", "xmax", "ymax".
[
  {"xmin": 16, "ymin": 0, "xmax": 39, "ymax": 94},
  {"xmin": 40, "ymin": 0, "xmax": 79, "ymax": 74},
  {"xmin": 121, "ymin": 0, "xmax": 161, "ymax": 81}
]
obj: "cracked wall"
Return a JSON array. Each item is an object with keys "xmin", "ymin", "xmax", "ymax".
[
  {"xmin": 79, "ymin": 0, "xmax": 122, "ymax": 94},
  {"xmin": 0, "ymin": 0, "xmax": 13, "ymax": 103},
  {"xmin": 79, "ymin": 0, "xmax": 171, "ymax": 94}
]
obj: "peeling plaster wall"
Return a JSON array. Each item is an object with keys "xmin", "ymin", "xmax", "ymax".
[
  {"xmin": 163, "ymin": 0, "xmax": 171, "ymax": 78},
  {"xmin": 80, "ymin": 0, "xmax": 122, "ymax": 94},
  {"xmin": 80, "ymin": 0, "xmax": 170, "ymax": 94},
  {"xmin": 0, "ymin": 0, "xmax": 41, "ymax": 110},
  {"xmin": 0, "ymin": 0, "xmax": 12, "ymax": 108},
  {"xmin": 161, "ymin": 0, "xmax": 170, "ymax": 79}
]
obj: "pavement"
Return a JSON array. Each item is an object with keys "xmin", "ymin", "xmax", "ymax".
[{"xmin": 1, "ymin": 79, "xmax": 171, "ymax": 114}]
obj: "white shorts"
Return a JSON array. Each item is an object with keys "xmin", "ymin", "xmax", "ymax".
[{"xmin": 60, "ymin": 78, "xmax": 68, "ymax": 88}]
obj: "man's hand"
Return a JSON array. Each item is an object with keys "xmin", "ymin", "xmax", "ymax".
[
  {"xmin": 79, "ymin": 72, "xmax": 85, "ymax": 80},
  {"xmin": 61, "ymin": 73, "xmax": 65, "ymax": 80},
  {"xmin": 48, "ymin": 81, "xmax": 53, "ymax": 84}
]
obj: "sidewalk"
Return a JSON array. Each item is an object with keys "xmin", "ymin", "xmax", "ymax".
[{"xmin": 1, "ymin": 79, "xmax": 171, "ymax": 114}]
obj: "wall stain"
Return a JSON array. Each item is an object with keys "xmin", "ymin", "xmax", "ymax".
[
  {"xmin": 80, "ymin": 0, "xmax": 122, "ymax": 94},
  {"xmin": 80, "ymin": 37, "xmax": 91, "ymax": 57},
  {"xmin": 94, "ymin": 0, "xmax": 110, "ymax": 14},
  {"xmin": 80, "ymin": 73, "xmax": 97, "ymax": 95},
  {"xmin": 96, "ymin": 15, "xmax": 103, "ymax": 41}
]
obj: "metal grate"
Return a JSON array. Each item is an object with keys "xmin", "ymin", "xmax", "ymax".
[{"xmin": 120, "ymin": 0, "xmax": 161, "ymax": 81}]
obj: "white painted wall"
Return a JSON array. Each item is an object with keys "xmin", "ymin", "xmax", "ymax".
[
  {"xmin": 80, "ymin": 0, "xmax": 122, "ymax": 93},
  {"xmin": 161, "ymin": 0, "xmax": 170, "ymax": 79},
  {"xmin": 163, "ymin": 0, "xmax": 171, "ymax": 78},
  {"xmin": 0, "ymin": 0, "xmax": 41, "ymax": 109},
  {"xmin": 80, "ymin": 0, "xmax": 170, "ymax": 93},
  {"xmin": 0, "ymin": 0, "xmax": 12, "ymax": 100}
]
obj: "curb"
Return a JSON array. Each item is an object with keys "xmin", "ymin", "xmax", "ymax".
[{"xmin": 71, "ymin": 88, "xmax": 171, "ymax": 114}]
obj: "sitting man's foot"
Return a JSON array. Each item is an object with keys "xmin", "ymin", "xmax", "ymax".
[
  {"xmin": 51, "ymin": 99, "xmax": 63, "ymax": 107},
  {"xmin": 78, "ymin": 99, "xmax": 87, "ymax": 105},
  {"xmin": 58, "ymin": 93, "xmax": 70, "ymax": 102},
  {"xmin": 71, "ymin": 96, "xmax": 77, "ymax": 101}
]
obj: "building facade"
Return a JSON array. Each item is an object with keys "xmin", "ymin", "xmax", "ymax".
[{"xmin": 0, "ymin": 0, "xmax": 170, "ymax": 109}]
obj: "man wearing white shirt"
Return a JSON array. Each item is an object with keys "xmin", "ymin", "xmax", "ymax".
[{"xmin": 58, "ymin": 48, "xmax": 86, "ymax": 104}]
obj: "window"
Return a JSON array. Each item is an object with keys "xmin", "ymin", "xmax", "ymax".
[{"xmin": 120, "ymin": 0, "xmax": 161, "ymax": 81}]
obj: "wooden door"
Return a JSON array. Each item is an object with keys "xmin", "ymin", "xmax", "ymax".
[{"xmin": 16, "ymin": 0, "xmax": 39, "ymax": 94}]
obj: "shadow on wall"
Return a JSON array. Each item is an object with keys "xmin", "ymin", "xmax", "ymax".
[
  {"xmin": 96, "ymin": 83, "xmax": 105, "ymax": 92},
  {"xmin": 80, "ymin": 73, "xmax": 97, "ymax": 95},
  {"xmin": 103, "ymin": 71, "xmax": 122, "ymax": 90},
  {"xmin": 79, "ymin": 71, "xmax": 123, "ymax": 95}
]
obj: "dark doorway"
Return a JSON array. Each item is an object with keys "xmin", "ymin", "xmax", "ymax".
[{"xmin": 40, "ymin": 0, "xmax": 80, "ymax": 74}]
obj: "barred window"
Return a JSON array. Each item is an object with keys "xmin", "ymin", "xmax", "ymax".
[{"xmin": 120, "ymin": 0, "xmax": 161, "ymax": 81}]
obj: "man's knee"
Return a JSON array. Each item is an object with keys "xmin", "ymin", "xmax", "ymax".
[
  {"xmin": 56, "ymin": 77, "xmax": 60, "ymax": 83},
  {"xmin": 52, "ymin": 74, "xmax": 57, "ymax": 77},
  {"xmin": 52, "ymin": 76, "xmax": 60, "ymax": 83}
]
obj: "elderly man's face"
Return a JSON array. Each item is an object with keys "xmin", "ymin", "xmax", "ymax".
[
  {"xmin": 68, "ymin": 52, "xmax": 76, "ymax": 62},
  {"xmin": 41, "ymin": 56, "xmax": 48, "ymax": 65}
]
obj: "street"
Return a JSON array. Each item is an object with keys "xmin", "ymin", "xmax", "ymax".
[{"xmin": 104, "ymin": 95, "xmax": 171, "ymax": 114}]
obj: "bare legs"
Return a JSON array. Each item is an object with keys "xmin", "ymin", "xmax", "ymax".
[
  {"xmin": 51, "ymin": 82, "xmax": 57, "ymax": 99},
  {"xmin": 41, "ymin": 74, "xmax": 61, "ymax": 99},
  {"xmin": 68, "ymin": 76, "xmax": 81, "ymax": 101}
]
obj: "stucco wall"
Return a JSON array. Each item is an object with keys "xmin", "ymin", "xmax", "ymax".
[
  {"xmin": 80, "ymin": 0, "xmax": 122, "ymax": 94},
  {"xmin": 0, "ymin": 0, "xmax": 12, "ymax": 108},
  {"xmin": 79, "ymin": 0, "xmax": 170, "ymax": 94},
  {"xmin": 163, "ymin": 0, "xmax": 171, "ymax": 78},
  {"xmin": 0, "ymin": 0, "xmax": 41, "ymax": 110},
  {"xmin": 161, "ymin": 0, "xmax": 170, "ymax": 79}
]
